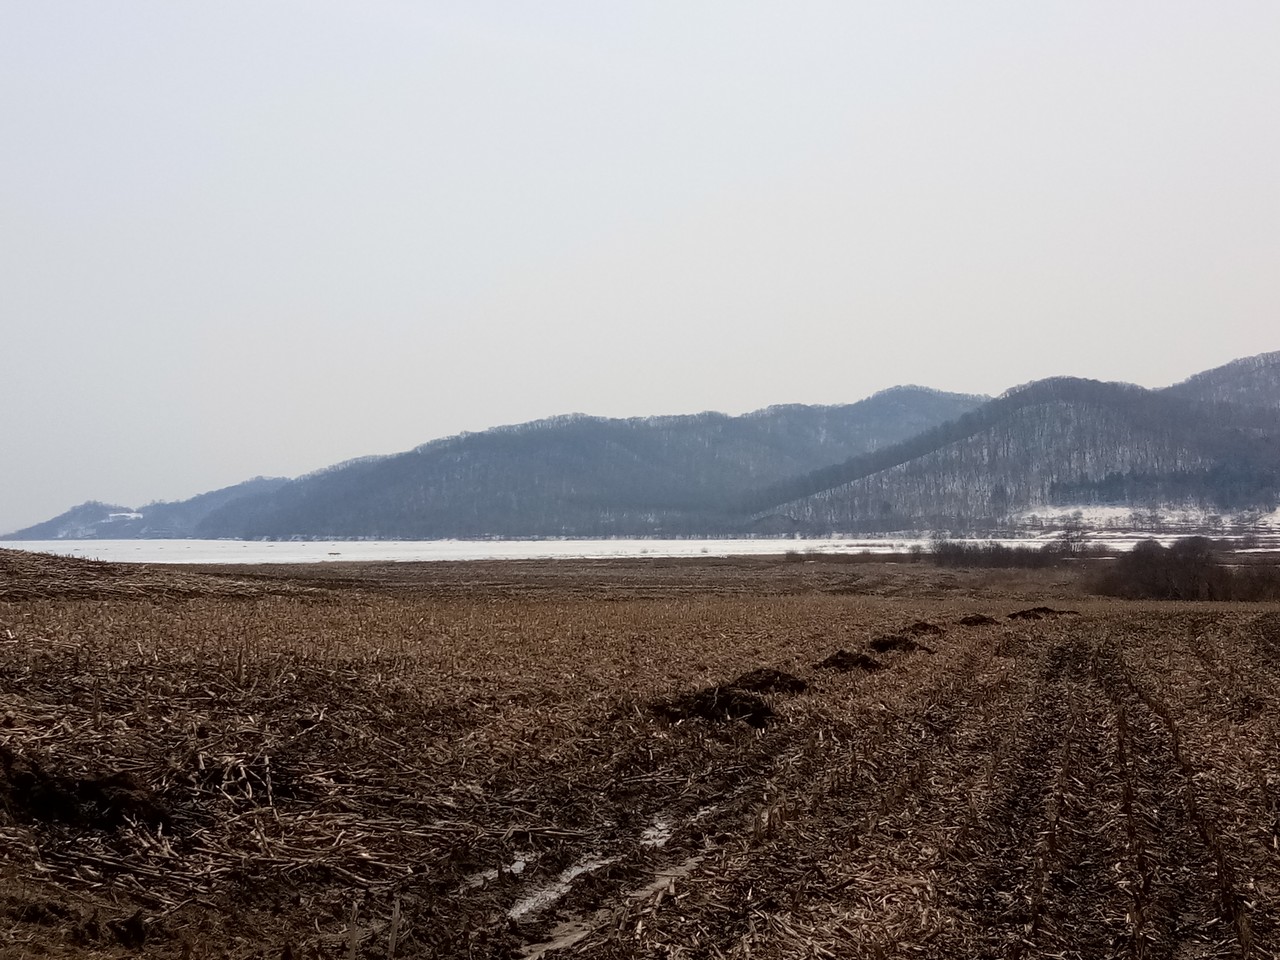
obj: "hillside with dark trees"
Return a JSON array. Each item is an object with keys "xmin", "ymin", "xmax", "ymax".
[
  {"xmin": 753, "ymin": 373, "xmax": 1280, "ymax": 534},
  {"xmin": 7, "ymin": 388, "xmax": 984, "ymax": 540},
  {"xmin": 190, "ymin": 388, "xmax": 984, "ymax": 539},
  {"xmin": 5, "ymin": 478, "xmax": 289, "ymax": 541},
  {"xmin": 7, "ymin": 352, "xmax": 1279, "ymax": 540},
  {"xmin": 1163, "ymin": 350, "xmax": 1280, "ymax": 410}
]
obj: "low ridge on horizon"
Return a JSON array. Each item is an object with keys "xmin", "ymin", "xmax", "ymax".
[{"xmin": 8, "ymin": 351, "xmax": 1279, "ymax": 542}]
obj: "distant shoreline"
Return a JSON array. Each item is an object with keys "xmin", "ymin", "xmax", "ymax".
[{"xmin": 7, "ymin": 529, "xmax": 1280, "ymax": 565}]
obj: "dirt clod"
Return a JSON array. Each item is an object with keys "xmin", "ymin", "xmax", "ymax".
[
  {"xmin": 728, "ymin": 668, "xmax": 807, "ymax": 694},
  {"xmin": 813, "ymin": 650, "xmax": 884, "ymax": 672},
  {"xmin": 108, "ymin": 910, "xmax": 148, "ymax": 949},
  {"xmin": 653, "ymin": 687, "xmax": 775, "ymax": 727},
  {"xmin": 1008, "ymin": 606, "xmax": 1078, "ymax": 620},
  {"xmin": 869, "ymin": 634, "xmax": 933, "ymax": 654},
  {"xmin": 957, "ymin": 614, "xmax": 999, "ymax": 626},
  {"xmin": 0, "ymin": 746, "xmax": 169, "ymax": 829},
  {"xmin": 903, "ymin": 620, "xmax": 945, "ymax": 636}
]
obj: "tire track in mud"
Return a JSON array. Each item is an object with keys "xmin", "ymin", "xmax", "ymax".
[
  {"xmin": 429, "ymin": 711, "xmax": 818, "ymax": 955},
  {"xmin": 1094, "ymin": 642, "xmax": 1258, "ymax": 959},
  {"xmin": 564, "ymin": 621, "xmax": 1027, "ymax": 958},
  {"xmin": 462, "ymin": 613, "xmax": 1276, "ymax": 960},
  {"xmin": 411, "ymin": 656, "xmax": 846, "ymax": 955},
  {"xmin": 926, "ymin": 630, "xmax": 1131, "ymax": 959},
  {"xmin": 1155, "ymin": 612, "xmax": 1280, "ymax": 955},
  {"xmin": 1085, "ymin": 647, "xmax": 1233, "ymax": 960},
  {"xmin": 430, "ymin": 638, "xmax": 938, "ymax": 955},
  {"xmin": 1096, "ymin": 612, "xmax": 1279, "ymax": 957}
]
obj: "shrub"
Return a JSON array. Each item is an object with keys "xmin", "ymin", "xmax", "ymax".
[
  {"xmin": 929, "ymin": 539, "xmax": 1063, "ymax": 569},
  {"xmin": 1093, "ymin": 537, "xmax": 1280, "ymax": 600}
]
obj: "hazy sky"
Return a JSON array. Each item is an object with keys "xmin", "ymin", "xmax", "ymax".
[{"xmin": 3, "ymin": 3, "xmax": 1278, "ymax": 533}]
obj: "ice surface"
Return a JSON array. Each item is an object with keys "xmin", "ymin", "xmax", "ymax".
[
  {"xmin": 3, "ymin": 537, "xmax": 930, "ymax": 565},
  {"xmin": 8, "ymin": 510, "xmax": 1280, "ymax": 567},
  {"xmin": 507, "ymin": 854, "xmax": 619, "ymax": 920}
]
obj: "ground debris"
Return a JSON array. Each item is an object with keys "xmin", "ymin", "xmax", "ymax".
[
  {"xmin": 956, "ymin": 613, "xmax": 999, "ymax": 626},
  {"xmin": 902, "ymin": 620, "xmax": 945, "ymax": 636},
  {"xmin": 2, "ymin": 546, "xmax": 1276, "ymax": 960}
]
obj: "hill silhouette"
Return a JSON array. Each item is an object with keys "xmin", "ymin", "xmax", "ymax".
[{"xmin": 8, "ymin": 352, "xmax": 1279, "ymax": 541}]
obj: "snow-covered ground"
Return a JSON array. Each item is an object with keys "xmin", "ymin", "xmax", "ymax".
[
  {"xmin": 1008, "ymin": 504, "xmax": 1280, "ymax": 552},
  {"xmin": 1013, "ymin": 504, "xmax": 1280, "ymax": 531},
  {"xmin": 8, "ymin": 506, "xmax": 1280, "ymax": 565},
  {"xmin": 4, "ymin": 537, "xmax": 935, "ymax": 565}
]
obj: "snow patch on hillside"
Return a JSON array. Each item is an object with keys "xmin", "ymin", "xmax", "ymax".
[{"xmin": 1013, "ymin": 504, "xmax": 1276, "ymax": 532}]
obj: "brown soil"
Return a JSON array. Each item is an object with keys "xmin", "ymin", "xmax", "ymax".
[{"xmin": 0, "ymin": 746, "xmax": 169, "ymax": 829}]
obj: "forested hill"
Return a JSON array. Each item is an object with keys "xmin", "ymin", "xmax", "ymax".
[
  {"xmin": 190, "ymin": 387, "xmax": 984, "ymax": 539},
  {"xmin": 4, "ymin": 478, "xmax": 289, "ymax": 541},
  {"xmin": 1162, "ymin": 350, "xmax": 1280, "ymax": 410},
  {"xmin": 10, "ymin": 352, "xmax": 1280, "ymax": 541},
  {"xmin": 5, "ymin": 387, "xmax": 984, "ymax": 541},
  {"xmin": 753, "ymin": 372, "xmax": 1280, "ymax": 534}
]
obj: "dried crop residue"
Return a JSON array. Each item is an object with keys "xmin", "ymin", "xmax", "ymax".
[
  {"xmin": 814, "ymin": 649, "xmax": 884, "ymax": 672},
  {"xmin": 902, "ymin": 619, "xmax": 945, "ymax": 636},
  {"xmin": 3, "ymin": 547, "xmax": 1278, "ymax": 960},
  {"xmin": 995, "ymin": 633, "xmax": 1028, "ymax": 658}
]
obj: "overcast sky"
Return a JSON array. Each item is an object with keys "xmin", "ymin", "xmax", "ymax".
[{"xmin": 3, "ymin": 3, "xmax": 1278, "ymax": 534}]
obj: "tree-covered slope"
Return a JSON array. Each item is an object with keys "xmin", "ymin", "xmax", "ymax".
[
  {"xmin": 1163, "ymin": 350, "xmax": 1280, "ymax": 410},
  {"xmin": 3, "ymin": 478, "xmax": 289, "ymax": 540},
  {"xmin": 192, "ymin": 387, "xmax": 986, "ymax": 539},
  {"xmin": 12, "ymin": 351, "xmax": 1279, "ymax": 541},
  {"xmin": 753, "ymin": 376, "xmax": 1280, "ymax": 533}
]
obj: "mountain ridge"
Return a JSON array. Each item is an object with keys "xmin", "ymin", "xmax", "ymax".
[
  {"xmin": 8, "ymin": 352, "xmax": 1279, "ymax": 541},
  {"xmin": 752, "ymin": 364, "xmax": 1280, "ymax": 534},
  {"xmin": 6, "ymin": 387, "xmax": 985, "ymax": 540},
  {"xmin": 192, "ymin": 386, "xmax": 987, "ymax": 540}
]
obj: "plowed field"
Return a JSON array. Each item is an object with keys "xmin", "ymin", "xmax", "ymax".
[{"xmin": 1, "ymin": 549, "xmax": 1277, "ymax": 958}]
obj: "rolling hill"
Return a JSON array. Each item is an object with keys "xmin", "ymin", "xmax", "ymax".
[
  {"xmin": 9, "ymin": 351, "xmax": 1279, "ymax": 541},
  {"xmin": 191, "ymin": 387, "xmax": 986, "ymax": 539},
  {"xmin": 752, "ymin": 368, "xmax": 1280, "ymax": 534},
  {"xmin": 1162, "ymin": 349, "xmax": 1280, "ymax": 410},
  {"xmin": 6, "ymin": 387, "xmax": 985, "ymax": 540},
  {"xmin": 5, "ymin": 478, "xmax": 290, "ymax": 540}
]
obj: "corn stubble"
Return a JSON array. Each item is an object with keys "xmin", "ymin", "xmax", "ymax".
[{"xmin": 0, "ymin": 548, "xmax": 1277, "ymax": 959}]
